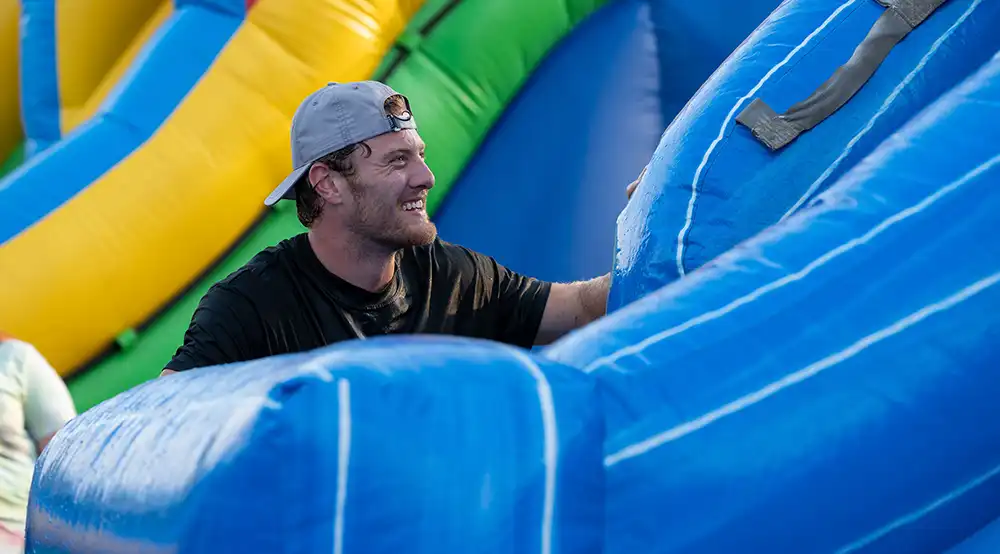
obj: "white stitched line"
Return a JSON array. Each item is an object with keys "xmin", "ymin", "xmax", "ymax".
[
  {"xmin": 605, "ymin": 270, "xmax": 1000, "ymax": 467},
  {"xmin": 333, "ymin": 379, "xmax": 351, "ymax": 554},
  {"xmin": 835, "ymin": 461, "xmax": 1000, "ymax": 553},
  {"xmin": 781, "ymin": 0, "xmax": 984, "ymax": 220},
  {"xmin": 510, "ymin": 349, "xmax": 558, "ymax": 554},
  {"xmin": 586, "ymin": 153, "xmax": 1000, "ymax": 374},
  {"xmin": 674, "ymin": 0, "xmax": 862, "ymax": 277}
]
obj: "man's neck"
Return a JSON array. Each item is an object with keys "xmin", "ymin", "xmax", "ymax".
[{"xmin": 306, "ymin": 227, "xmax": 396, "ymax": 292}]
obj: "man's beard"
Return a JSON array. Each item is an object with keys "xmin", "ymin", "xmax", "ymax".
[{"xmin": 346, "ymin": 179, "xmax": 437, "ymax": 250}]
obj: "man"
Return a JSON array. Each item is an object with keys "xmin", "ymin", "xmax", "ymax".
[
  {"xmin": 162, "ymin": 81, "xmax": 622, "ymax": 375},
  {"xmin": 0, "ymin": 334, "xmax": 77, "ymax": 552}
]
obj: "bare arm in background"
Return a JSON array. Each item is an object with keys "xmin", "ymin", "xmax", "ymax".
[{"xmin": 17, "ymin": 342, "xmax": 77, "ymax": 453}]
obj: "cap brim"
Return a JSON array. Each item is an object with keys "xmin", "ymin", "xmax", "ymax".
[{"xmin": 264, "ymin": 164, "xmax": 309, "ymax": 207}]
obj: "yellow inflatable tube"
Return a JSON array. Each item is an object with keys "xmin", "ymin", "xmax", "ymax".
[
  {"xmin": 0, "ymin": 0, "xmax": 423, "ymax": 375},
  {"xmin": 0, "ymin": 0, "xmax": 20, "ymax": 159},
  {"xmin": 56, "ymin": 0, "xmax": 164, "ymax": 134}
]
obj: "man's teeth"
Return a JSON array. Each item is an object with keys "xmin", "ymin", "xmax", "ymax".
[{"xmin": 402, "ymin": 200, "xmax": 424, "ymax": 211}]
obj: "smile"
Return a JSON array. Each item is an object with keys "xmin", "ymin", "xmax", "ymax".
[{"xmin": 402, "ymin": 199, "xmax": 424, "ymax": 211}]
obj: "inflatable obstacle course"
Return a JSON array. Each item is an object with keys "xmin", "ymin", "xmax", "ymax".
[
  {"xmin": 13, "ymin": 0, "xmax": 1000, "ymax": 552},
  {"xmin": 545, "ymin": 46, "xmax": 1000, "ymax": 553}
]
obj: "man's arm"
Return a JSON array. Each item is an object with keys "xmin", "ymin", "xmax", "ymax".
[
  {"xmin": 17, "ymin": 341, "xmax": 77, "ymax": 454},
  {"xmin": 534, "ymin": 274, "xmax": 610, "ymax": 345}
]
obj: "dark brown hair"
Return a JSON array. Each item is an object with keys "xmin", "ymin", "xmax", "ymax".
[{"xmin": 294, "ymin": 141, "xmax": 372, "ymax": 227}]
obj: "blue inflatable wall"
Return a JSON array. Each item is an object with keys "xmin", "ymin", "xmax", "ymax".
[
  {"xmin": 27, "ymin": 337, "xmax": 604, "ymax": 554},
  {"xmin": 610, "ymin": 0, "xmax": 1000, "ymax": 310},
  {"xmin": 435, "ymin": 0, "xmax": 781, "ymax": 284},
  {"xmin": 545, "ymin": 49, "xmax": 1000, "ymax": 553}
]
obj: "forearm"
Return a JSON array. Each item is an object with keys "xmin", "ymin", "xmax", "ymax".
[
  {"xmin": 536, "ymin": 273, "xmax": 610, "ymax": 345},
  {"xmin": 575, "ymin": 273, "xmax": 611, "ymax": 324}
]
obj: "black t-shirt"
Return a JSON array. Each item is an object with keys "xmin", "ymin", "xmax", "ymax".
[{"xmin": 166, "ymin": 233, "xmax": 552, "ymax": 371}]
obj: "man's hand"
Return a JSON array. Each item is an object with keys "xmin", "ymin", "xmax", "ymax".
[{"xmin": 626, "ymin": 165, "xmax": 647, "ymax": 200}]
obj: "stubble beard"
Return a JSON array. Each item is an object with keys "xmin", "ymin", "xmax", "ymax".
[{"xmin": 347, "ymin": 179, "xmax": 437, "ymax": 251}]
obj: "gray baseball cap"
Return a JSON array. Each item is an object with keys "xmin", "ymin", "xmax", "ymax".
[{"xmin": 264, "ymin": 80, "xmax": 418, "ymax": 207}]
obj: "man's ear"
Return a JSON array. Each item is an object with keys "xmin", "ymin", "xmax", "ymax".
[{"xmin": 309, "ymin": 163, "xmax": 347, "ymax": 205}]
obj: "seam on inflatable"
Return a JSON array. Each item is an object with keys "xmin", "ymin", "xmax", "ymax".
[
  {"xmin": 673, "ymin": 0, "xmax": 862, "ymax": 278},
  {"xmin": 834, "ymin": 460, "xmax": 1000, "ymax": 553},
  {"xmin": 606, "ymin": 266, "xmax": 1000, "ymax": 468},
  {"xmin": 586, "ymin": 152, "xmax": 1000, "ymax": 375},
  {"xmin": 509, "ymin": 348, "xmax": 557, "ymax": 554},
  {"xmin": 334, "ymin": 378, "xmax": 351, "ymax": 554},
  {"xmin": 780, "ymin": 0, "xmax": 985, "ymax": 220}
]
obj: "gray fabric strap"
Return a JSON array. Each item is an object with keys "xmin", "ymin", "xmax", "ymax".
[{"xmin": 736, "ymin": 0, "xmax": 947, "ymax": 151}]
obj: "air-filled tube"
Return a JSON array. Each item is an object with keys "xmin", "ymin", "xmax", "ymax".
[
  {"xmin": 544, "ymin": 50, "xmax": 1000, "ymax": 553},
  {"xmin": 27, "ymin": 337, "xmax": 604, "ymax": 554},
  {"xmin": 610, "ymin": 0, "xmax": 1000, "ymax": 310}
]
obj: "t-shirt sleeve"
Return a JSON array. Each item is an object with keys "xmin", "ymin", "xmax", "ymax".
[
  {"xmin": 165, "ymin": 284, "xmax": 266, "ymax": 372},
  {"xmin": 15, "ymin": 341, "xmax": 77, "ymax": 444},
  {"xmin": 447, "ymin": 243, "xmax": 552, "ymax": 348}
]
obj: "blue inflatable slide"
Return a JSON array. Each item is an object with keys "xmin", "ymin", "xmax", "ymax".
[{"xmin": 26, "ymin": 0, "xmax": 1000, "ymax": 552}]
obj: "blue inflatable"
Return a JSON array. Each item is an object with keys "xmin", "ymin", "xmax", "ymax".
[
  {"xmin": 435, "ymin": 0, "xmax": 781, "ymax": 285},
  {"xmin": 545, "ymin": 49, "xmax": 1000, "ymax": 553},
  {"xmin": 27, "ymin": 337, "xmax": 604, "ymax": 554},
  {"xmin": 610, "ymin": 0, "xmax": 1000, "ymax": 310},
  {"xmin": 947, "ymin": 516, "xmax": 1000, "ymax": 554}
]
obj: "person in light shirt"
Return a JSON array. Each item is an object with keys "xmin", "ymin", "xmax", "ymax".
[{"xmin": 0, "ymin": 334, "xmax": 77, "ymax": 553}]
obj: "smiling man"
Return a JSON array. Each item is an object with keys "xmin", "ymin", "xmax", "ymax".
[{"xmin": 162, "ymin": 81, "xmax": 614, "ymax": 375}]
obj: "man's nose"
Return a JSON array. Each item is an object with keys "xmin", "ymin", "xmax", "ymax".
[{"xmin": 410, "ymin": 158, "xmax": 435, "ymax": 190}]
